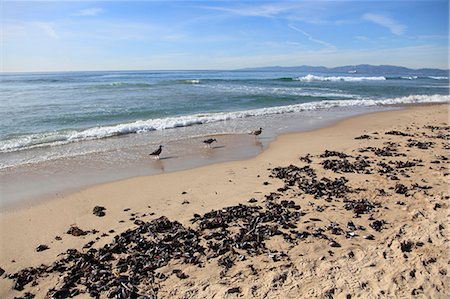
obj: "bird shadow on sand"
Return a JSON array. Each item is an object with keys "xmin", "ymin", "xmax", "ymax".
[
  {"xmin": 210, "ymin": 145, "xmax": 225, "ymax": 149},
  {"xmin": 253, "ymin": 140, "xmax": 263, "ymax": 151},
  {"xmin": 159, "ymin": 156, "xmax": 177, "ymax": 160}
]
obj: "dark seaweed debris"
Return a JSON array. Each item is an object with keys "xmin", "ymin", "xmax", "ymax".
[
  {"xmin": 321, "ymin": 157, "xmax": 372, "ymax": 174},
  {"xmin": 35, "ymin": 245, "xmax": 49, "ymax": 252},
  {"xmin": 9, "ymin": 200, "xmax": 305, "ymax": 298},
  {"xmin": 227, "ymin": 287, "xmax": 241, "ymax": 294},
  {"xmin": 16, "ymin": 292, "xmax": 36, "ymax": 299},
  {"xmin": 359, "ymin": 144, "xmax": 406, "ymax": 157},
  {"xmin": 377, "ymin": 162, "xmax": 395, "ymax": 174},
  {"xmin": 424, "ymin": 125, "xmax": 449, "ymax": 132},
  {"xmin": 343, "ymin": 199, "xmax": 380, "ymax": 215},
  {"xmin": 8, "ymin": 174, "xmax": 388, "ymax": 299},
  {"xmin": 370, "ymin": 220, "xmax": 386, "ymax": 232},
  {"xmin": 423, "ymin": 125, "xmax": 450, "ymax": 140},
  {"xmin": 271, "ymin": 165, "xmax": 352, "ymax": 200},
  {"xmin": 319, "ymin": 150, "xmax": 351, "ymax": 159},
  {"xmin": 412, "ymin": 183, "xmax": 432, "ymax": 190},
  {"xmin": 394, "ymin": 161, "xmax": 418, "ymax": 168},
  {"xmin": 8, "ymin": 265, "xmax": 48, "ymax": 291},
  {"xmin": 376, "ymin": 158, "xmax": 421, "ymax": 180},
  {"xmin": 385, "ymin": 131, "xmax": 412, "ymax": 137},
  {"xmin": 192, "ymin": 201, "xmax": 302, "ymax": 256},
  {"xmin": 299, "ymin": 154, "xmax": 312, "ymax": 163},
  {"xmin": 10, "ymin": 217, "xmax": 203, "ymax": 298},
  {"xmin": 400, "ymin": 240, "xmax": 414, "ymax": 253},
  {"xmin": 355, "ymin": 135, "xmax": 371, "ymax": 140},
  {"xmin": 92, "ymin": 206, "xmax": 106, "ymax": 217},
  {"xmin": 407, "ymin": 139, "xmax": 434, "ymax": 149},
  {"xmin": 395, "ymin": 183, "xmax": 408, "ymax": 195},
  {"xmin": 66, "ymin": 226, "xmax": 89, "ymax": 237}
]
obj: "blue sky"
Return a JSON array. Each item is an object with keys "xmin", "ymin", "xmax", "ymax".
[{"xmin": 2, "ymin": 1, "xmax": 448, "ymax": 72}]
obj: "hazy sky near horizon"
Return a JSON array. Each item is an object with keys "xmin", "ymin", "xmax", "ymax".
[{"xmin": 2, "ymin": 0, "xmax": 448, "ymax": 72}]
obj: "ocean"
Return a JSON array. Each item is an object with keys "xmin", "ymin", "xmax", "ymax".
[{"xmin": 0, "ymin": 70, "xmax": 449, "ymax": 205}]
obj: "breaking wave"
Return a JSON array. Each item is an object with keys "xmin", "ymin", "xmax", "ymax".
[
  {"xmin": 283, "ymin": 75, "xmax": 448, "ymax": 82},
  {"xmin": 1, "ymin": 94, "xmax": 448, "ymax": 153},
  {"xmin": 292, "ymin": 74, "xmax": 387, "ymax": 82},
  {"xmin": 97, "ymin": 82, "xmax": 153, "ymax": 88},
  {"xmin": 428, "ymin": 76, "xmax": 449, "ymax": 80},
  {"xmin": 183, "ymin": 79, "xmax": 201, "ymax": 84}
]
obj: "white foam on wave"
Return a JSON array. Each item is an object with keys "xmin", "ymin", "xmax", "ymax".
[
  {"xmin": 1, "ymin": 94, "xmax": 448, "ymax": 153},
  {"xmin": 293, "ymin": 74, "xmax": 387, "ymax": 82},
  {"xmin": 206, "ymin": 84, "xmax": 357, "ymax": 98},
  {"xmin": 428, "ymin": 76, "xmax": 449, "ymax": 80},
  {"xmin": 185, "ymin": 79, "xmax": 200, "ymax": 84},
  {"xmin": 401, "ymin": 76, "xmax": 418, "ymax": 80},
  {"xmin": 1, "ymin": 132, "xmax": 69, "ymax": 152},
  {"xmin": 97, "ymin": 82, "xmax": 153, "ymax": 88}
]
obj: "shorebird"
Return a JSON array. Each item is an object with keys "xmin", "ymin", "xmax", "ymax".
[
  {"xmin": 149, "ymin": 145, "xmax": 163, "ymax": 159},
  {"xmin": 203, "ymin": 138, "xmax": 217, "ymax": 148},
  {"xmin": 249, "ymin": 127, "xmax": 262, "ymax": 138}
]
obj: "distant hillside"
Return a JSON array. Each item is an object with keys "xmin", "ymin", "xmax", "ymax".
[{"xmin": 237, "ymin": 64, "xmax": 449, "ymax": 76}]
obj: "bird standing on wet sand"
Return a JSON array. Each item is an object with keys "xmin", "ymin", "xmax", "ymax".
[
  {"xmin": 203, "ymin": 138, "xmax": 217, "ymax": 148},
  {"xmin": 249, "ymin": 127, "xmax": 262, "ymax": 137},
  {"xmin": 149, "ymin": 145, "xmax": 163, "ymax": 159}
]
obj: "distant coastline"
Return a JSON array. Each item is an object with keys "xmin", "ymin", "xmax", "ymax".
[
  {"xmin": 1, "ymin": 64, "xmax": 448, "ymax": 75},
  {"xmin": 237, "ymin": 64, "xmax": 449, "ymax": 75}
]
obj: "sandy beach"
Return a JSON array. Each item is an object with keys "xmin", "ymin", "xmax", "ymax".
[{"xmin": 0, "ymin": 104, "xmax": 449, "ymax": 298}]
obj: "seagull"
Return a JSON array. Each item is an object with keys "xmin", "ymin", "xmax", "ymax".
[
  {"xmin": 249, "ymin": 127, "xmax": 262, "ymax": 137},
  {"xmin": 203, "ymin": 138, "xmax": 217, "ymax": 148},
  {"xmin": 149, "ymin": 145, "xmax": 163, "ymax": 159}
]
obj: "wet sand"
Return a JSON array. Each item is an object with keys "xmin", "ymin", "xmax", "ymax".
[
  {"xmin": 0, "ymin": 133, "xmax": 265, "ymax": 209},
  {"xmin": 0, "ymin": 104, "xmax": 449, "ymax": 298}
]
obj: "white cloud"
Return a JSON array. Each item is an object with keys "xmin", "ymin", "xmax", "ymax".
[
  {"xmin": 2, "ymin": 21, "xmax": 58, "ymax": 40},
  {"xmin": 205, "ymin": 45, "xmax": 448, "ymax": 70},
  {"xmin": 33, "ymin": 22, "xmax": 58, "ymax": 39},
  {"xmin": 363, "ymin": 13, "xmax": 406, "ymax": 35},
  {"xmin": 288, "ymin": 24, "xmax": 336, "ymax": 50},
  {"xmin": 199, "ymin": 3, "xmax": 297, "ymax": 18},
  {"xmin": 355, "ymin": 35, "xmax": 369, "ymax": 41},
  {"xmin": 4, "ymin": 44, "xmax": 447, "ymax": 72},
  {"xmin": 354, "ymin": 35, "xmax": 377, "ymax": 44},
  {"xmin": 74, "ymin": 7, "xmax": 104, "ymax": 17},
  {"xmin": 74, "ymin": 21, "xmax": 184, "ymax": 42},
  {"xmin": 197, "ymin": 2, "xmax": 338, "ymax": 25}
]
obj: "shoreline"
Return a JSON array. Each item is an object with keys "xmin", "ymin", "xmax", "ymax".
[
  {"xmin": 0, "ymin": 103, "xmax": 448, "ymax": 298},
  {"xmin": 0, "ymin": 103, "xmax": 442, "ymax": 212},
  {"xmin": 0, "ymin": 105, "xmax": 394, "ymax": 210}
]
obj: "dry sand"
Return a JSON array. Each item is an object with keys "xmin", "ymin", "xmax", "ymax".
[{"xmin": 0, "ymin": 104, "xmax": 449, "ymax": 298}]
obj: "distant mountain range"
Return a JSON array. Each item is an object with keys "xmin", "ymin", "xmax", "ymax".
[{"xmin": 237, "ymin": 64, "xmax": 449, "ymax": 75}]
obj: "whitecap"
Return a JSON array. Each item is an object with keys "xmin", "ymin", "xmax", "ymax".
[
  {"xmin": 428, "ymin": 76, "xmax": 449, "ymax": 80},
  {"xmin": 293, "ymin": 74, "xmax": 387, "ymax": 82}
]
